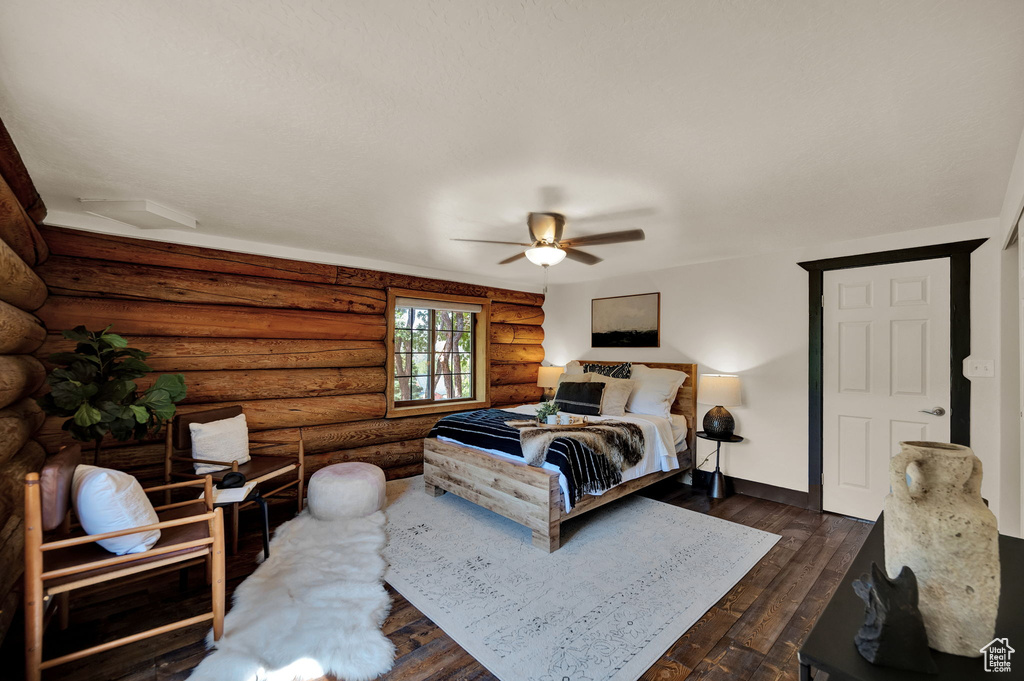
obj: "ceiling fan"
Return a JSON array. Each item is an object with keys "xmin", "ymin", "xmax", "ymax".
[{"xmin": 451, "ymin": 211, "xmax": 646, "ymax": 266}]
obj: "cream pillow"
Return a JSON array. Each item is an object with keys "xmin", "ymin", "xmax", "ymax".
[
  {"xmin": 590, "ymin": 374, "xmax": 634, "ymax": 416},
  {"xmin": 557, "ymin": 372, "xmax": 592, "ymax": 385},
  {"xmin": 626, "ymin": 365, "xmax": 689, "ymax": 418},
  {"xmin": 190, "ymin": 413, "xmax": 250, "ymax": 474},
  {"xmin": 564, "ymin": 360, "xmax": 584, "ymax": 375},
  {"xmin": 72, "ymin": 465, "xmax": 160, "ymax": 555}
]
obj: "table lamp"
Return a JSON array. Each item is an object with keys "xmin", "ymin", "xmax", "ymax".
[
  {"xmin": 698, "ymin": 374, "xmax": 742, "ymax": 438},
  {"xmin": 537, "ymin": 366, "xmax": 565, "ymax": 400}
]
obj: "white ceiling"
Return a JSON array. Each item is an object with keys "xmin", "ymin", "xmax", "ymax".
[{"xmin": 1, "ymin": 1, "xmax": 1023, "ymax": 288}]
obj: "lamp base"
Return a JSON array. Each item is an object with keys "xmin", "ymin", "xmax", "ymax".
[
  {"xmin": 703, "ymin": 406, "xmax": 735, "ymax": 438},
  {"xmin": 709, "ymin": 470, "xmax": 727, "ymax": 499}
]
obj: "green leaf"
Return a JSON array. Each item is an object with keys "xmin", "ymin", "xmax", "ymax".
[
  {"xmin": 150, "ymin": 374, "xmax": 186, "ymax": 403},
  {"xmin": 99, "ymin": 333, "xmax": 128, "ymax": 348},
  {"xmin": 50, "ymin": 381, "xmax": 97, "ymax": 410},
  {"xmin": 129, "ymin": 405, "xmax": 149, "ymax": 423},
  {"xmin": 73, "ymin": 402, "xmax": 103, "ymax": 427},
  {"xmin": 62, "ymin": 326, "xmax": 92, "ymax": 343}
]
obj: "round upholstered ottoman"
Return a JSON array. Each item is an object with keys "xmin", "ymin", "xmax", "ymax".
[{"xmin": 307, "ymin": 462, "xmax": 387, "ymax": 520}]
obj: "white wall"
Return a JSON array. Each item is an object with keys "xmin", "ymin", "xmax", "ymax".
[{"xmin": 543, "ymin": 218, "xmax": 1018, "ymax": 531}]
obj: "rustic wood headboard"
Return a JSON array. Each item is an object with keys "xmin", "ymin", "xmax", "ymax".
[{"xmin": 572, "ymin": 361, "xmax": 698, "ymax": 456}]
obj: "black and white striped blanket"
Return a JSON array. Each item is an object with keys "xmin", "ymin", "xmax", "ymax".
[{"xmin": 428, "ymin": 409, "xmax": 630, "ymax": 508}]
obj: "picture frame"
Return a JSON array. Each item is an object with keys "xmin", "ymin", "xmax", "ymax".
[{"xmin": 591, "ymin": 292, "xmax": 660, "ymax": 347}]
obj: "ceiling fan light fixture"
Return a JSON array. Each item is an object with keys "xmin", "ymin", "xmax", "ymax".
[{"xmin": 525, "ymin": 244, "xmax": 566, "ymax": 266}]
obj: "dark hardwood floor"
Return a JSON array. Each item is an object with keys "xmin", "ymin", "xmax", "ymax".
[{"xmin": 0, "ymin": 482, "xmax": 869, "ymax": 681}]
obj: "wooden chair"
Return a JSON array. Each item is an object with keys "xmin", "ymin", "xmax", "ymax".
[
  {"xmin": 164, "ymin": 406, "xmax": 304, "ymax": 551},
  {"xmin": 24, "ymin": 444, "xmax": 225, "ymax": 681}
]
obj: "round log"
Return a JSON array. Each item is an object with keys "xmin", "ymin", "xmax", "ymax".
[
  {"xmin": 0, "ymin": 237, "xmax": 46, "ymax": 311},
  {"xmin": 0, "ymin": 355, "xmax": 45, "ymax": 410},
  {"xmin": 490, "ymin": 382, "xmax": 543, "ymax": 405},
  {"xmin": 0, "ymin": 120, "xmax": 47, "ymax": 224},
  {"xmin": 303, "ymin": 438, "xmax": 424, "ymax": 477},
  {"xmin": 35, "ymin": 297, "xmax": 386, "ymax": 340},
  {"xmin": 39, "ymin": 225, "xmax": 335, "ymax": 283},
  {"xmin": 38, "ymin": 256, "xmax": 386, "ymax": 314},
  {"xmin": 299, "ymin": 414, "xmax": 440, "ymax": 453},
  {"xmin": 0, "ymin": 439, "xmax": 45, "ymax": 522},
  {"xmin": 489, "ymin": 363, "xmax": 542, "ymax": 386},
  {"xmin": 0, "ymin": 399, "xmax": 44, "ymax": 465},
  {"xmin": 0, "ymin": 301, "xmax": 45, "ymax": 354},
  {"xmin": 491, "ymin": 303, "xmax": 544, "ymax": 326},
  {"xmin": 178, "ymin": 394, "xmax": 387, "ymax": 429},
  {"xmin": 490, "ymin": 344, "xmax": 545, "ymax": 364},
  {"xmin": 125, "ymin": 367, "xmax": 386, "ymax": 404},
  {"xmin": 489, "ymin": 323, "xmax": 544, "ymax": 345},
  {"xmin": 385, "ymin": 462, "xmax": 424, "ymax": 480},
  {"xmin": 36, "ymin": 336, "xmax": 386, "ymax": 372},
  {"xmin": 0, "ymin": 177, "xmax": 47, "ymax": 266}
]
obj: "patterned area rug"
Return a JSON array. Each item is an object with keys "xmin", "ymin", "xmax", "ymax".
[{"xmin": 384, "ymin": 477, "xmax": 779, "ymax": 681}]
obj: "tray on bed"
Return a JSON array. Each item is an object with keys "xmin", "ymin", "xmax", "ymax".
[{"xmin": 504, "ymin": 419, "xmax": 592, "ymax": 429}]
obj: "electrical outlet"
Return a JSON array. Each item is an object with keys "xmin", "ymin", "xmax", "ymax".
[{"xmin": 964, "ymin": 359, "xmax": 994, "ymax": 378}]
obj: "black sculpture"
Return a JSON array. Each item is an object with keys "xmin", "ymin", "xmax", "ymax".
[{"xmin": 852, "ymin": 563, "xmax": 938, "ymax": 674}]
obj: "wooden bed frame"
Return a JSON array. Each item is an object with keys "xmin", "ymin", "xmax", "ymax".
[{"xmin": 423, "ymin": 361, "xmax": 698, "ymax": 552}]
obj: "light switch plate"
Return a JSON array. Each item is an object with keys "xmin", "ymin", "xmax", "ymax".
[{"xmin": 964, "ymin": 359, "xmax": 994, "ymax": 377}]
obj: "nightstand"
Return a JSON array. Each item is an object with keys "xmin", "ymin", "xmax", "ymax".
[{"xmin": 695, "ymin": 431, "xmax": 744, "ymax": 499}]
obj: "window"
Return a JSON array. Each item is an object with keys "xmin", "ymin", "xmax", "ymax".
[{"xmin": 387, "ymin": 290, "xmax": 490, "ymax": 415}]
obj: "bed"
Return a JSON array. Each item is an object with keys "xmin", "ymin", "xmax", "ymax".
[{"xmin": 423, "ymin": 361, "xmax": 698, "ymax": 552}]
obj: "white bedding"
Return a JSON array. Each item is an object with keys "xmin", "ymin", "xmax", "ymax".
[{"xmin": 437, "ymin": 404, "xmax": 687, "ymax": 511}]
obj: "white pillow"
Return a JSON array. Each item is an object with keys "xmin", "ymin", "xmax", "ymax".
[
  {"xmin": 558, "ymin": 372, "xmax": 592, "ymax": 385},
  {"xmin": 590, "ymin": 374, "xmax": 635, "ymax": 416},
  {"xmin": 72, "ymin": 465, "xmax": 160, "ymax": 555},
  {"xmin": 564, "ymin": 360, "xmax": 584, "ymax": 375},
  {"xmin": 626, "ymin": 365, "xmax": 689, "ymax": 418},
  {"xmin": 191, "ymin": 414, "xmax": 250, "ymax": 474}
]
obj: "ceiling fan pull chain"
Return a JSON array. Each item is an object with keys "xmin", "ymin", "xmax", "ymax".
[{"xmin": 543, "ymin": 263, "xmax": 549, "ymax": 296}]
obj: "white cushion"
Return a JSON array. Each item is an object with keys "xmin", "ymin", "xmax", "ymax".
[
  {"xmin": 72, "ymin": 465, "xmax": 160, "ymax": 555},
  {"xmin": 626, "ymin": 365, "xmax": 689, "ymax": 418},
  {"xmin": 557, "ymin": 372, "xmax": 592, "ymax": 385},
  {"xmin": 564, "ymin": 360, "xmax": 583, "ymax": 375},
  {"xmin": 590, "ymin": 374, "xmax": 635, "ymax": 416},
  {"xmin": 307, "ymin": 463, "xmax": 386, "ymax": 520},
  {"xmin": 190, "ymin": 414, "xmax": 250, "ymax": 474}
]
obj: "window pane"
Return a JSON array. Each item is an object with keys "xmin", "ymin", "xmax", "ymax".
[
  {"xmin": 394, "ymin": 353, "xmax": 412, "ymax": 377},
  {"xmin": 457, "ymin": 331, "xmax": 472, "ymax": 352},
  {"xmin": 454, "ymin": 312, "xmax": 472, "ymax": 331},
  {"xmin": 461, "ymin": 375, "xmax": 473, "ymax": 396},
  {"xmin": 434, "ymin": 310, "xmax": 453, "ymax": 330},
  {"xmin": 411, "ymin": 376, "xmax": 428, "ymax": 400},
  {"xmin": 434, "ymin": 331, "xmax": 453, "ymax": 352},
  {"xmin": 433, "ymin": 375, "xmax": 449, "ymax": 400},
  {"xmin": 394, "ymin": 378, "xmax": 411, "ymax": 401},
  {"xmin": 411, "ymin": 329, "xmax": 429, "ymax": 352},
  {"xmin": 394, "ymin": 328, "xmax": 413, "ymax": 353},
  {"xmin": 434, "ymin": 351, "xmax": 454, "ymax": 375},
  {"xmin": 395, "ymin": 307, "xmax": 412, "ymax": 329},
  {"xmin": 412, "ymin": 309, "xmax": 430, "ymax": 330},
  {"xmin": 412, "ymin": 353, "xmax": 430, "ymax": 376},
  {"xmin": 456, "ymin": 353, "xmax": 472, "ymax": 373}
]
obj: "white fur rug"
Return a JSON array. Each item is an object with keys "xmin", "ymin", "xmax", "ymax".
[
  {"xmin": 189, "ymin": 511, "xmax": 394, "ymax": 681},
  {"xmin": 385, "ymin": 476, "xmax": 779, "ymax": 681}
]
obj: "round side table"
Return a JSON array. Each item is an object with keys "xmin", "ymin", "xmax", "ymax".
[{"xmin": 696, "ymin": 431, "xmax": 744, "ymax": 499}]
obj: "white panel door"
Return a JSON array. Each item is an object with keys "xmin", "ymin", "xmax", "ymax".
[{"xmin": 823, "ymin": 259, "xmax": 951, "ymax": 519}]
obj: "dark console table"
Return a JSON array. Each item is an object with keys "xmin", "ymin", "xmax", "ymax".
[{"xmin": 799, "ymin": 514, "xmax": 1023, "ymax": 680}]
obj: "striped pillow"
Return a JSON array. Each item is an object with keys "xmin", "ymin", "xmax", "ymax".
[
  {"xmin": 554, "ymin": 381, "xmax": 606, "ymax": 416},
  {"xmin": 583, "ymin": 362, "xmax": 632, "ymax": 379}
]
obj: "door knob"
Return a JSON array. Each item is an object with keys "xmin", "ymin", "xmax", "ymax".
[{"xmin": 918, "ymin": 407, "xmax": 946, "ymax": 416}]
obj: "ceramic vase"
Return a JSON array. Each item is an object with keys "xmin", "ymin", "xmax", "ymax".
[{"xmin": 883, "ymin": 441, "xmax": 999, "ymax": 657}]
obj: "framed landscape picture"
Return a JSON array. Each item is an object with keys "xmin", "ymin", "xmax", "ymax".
[{"xmin": 591, "ymin": 292, "xmax": 660, "ymax": 347}]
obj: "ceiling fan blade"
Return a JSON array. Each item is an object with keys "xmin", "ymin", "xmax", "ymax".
[
  {"xmin": 560, "ymin": 229, "xmax": 646, "ymax": 248},
  {"xmin": 451, "ymin": 238, "xmax": 532, "ymax": 246},
  {"xmin": 572, "ymin": 207, "xmax": 657, "ymax": 224},
  {"xmin": 498, "ymin": 252, "xmax": 528, "ymax": 265},
  {"xmin": 563, "ymin": 248, "xmax": 602, "ymax": 265}
]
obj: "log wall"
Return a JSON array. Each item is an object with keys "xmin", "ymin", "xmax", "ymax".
[
  {"xmin": 0, "ymin": 117, "xmax": 49, "ymax": 641},
  {"xmin": 34, "ymin": 226, "xmax": 545, "ymax": 487}
]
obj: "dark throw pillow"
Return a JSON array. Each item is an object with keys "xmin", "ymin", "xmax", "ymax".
[
  {"xmin": 554, "ymin": 381, "xmax": 606, "ymax": 416},
  {"xmin": 583, "ymin": 362, "xmax": 632, "ymax": 379}
]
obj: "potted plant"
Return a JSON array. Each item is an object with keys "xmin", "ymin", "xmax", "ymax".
[
  {"xmin": 535, "ymin": 401, "xmax": 559, "ymax": 425},
  {"xmin": 37, "ymin": 326, "xmax": 187, "ymax": 463}
]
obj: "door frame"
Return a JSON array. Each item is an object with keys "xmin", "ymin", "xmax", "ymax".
[{"xmin": 798, "ymin": 239, "xmax": 986, "ymax": 512}]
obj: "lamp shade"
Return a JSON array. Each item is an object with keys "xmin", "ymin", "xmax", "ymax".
[
  {"xmin": 525, "ymin": 245, "xmax": 567, "ymax": 266},
  {"xmin": 537, "ymin": 366, "xmax": 565, "ymax": 388},
  {"xmin": 698, "ymin": 374, "xmax": 742, "ymax": 406}
]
